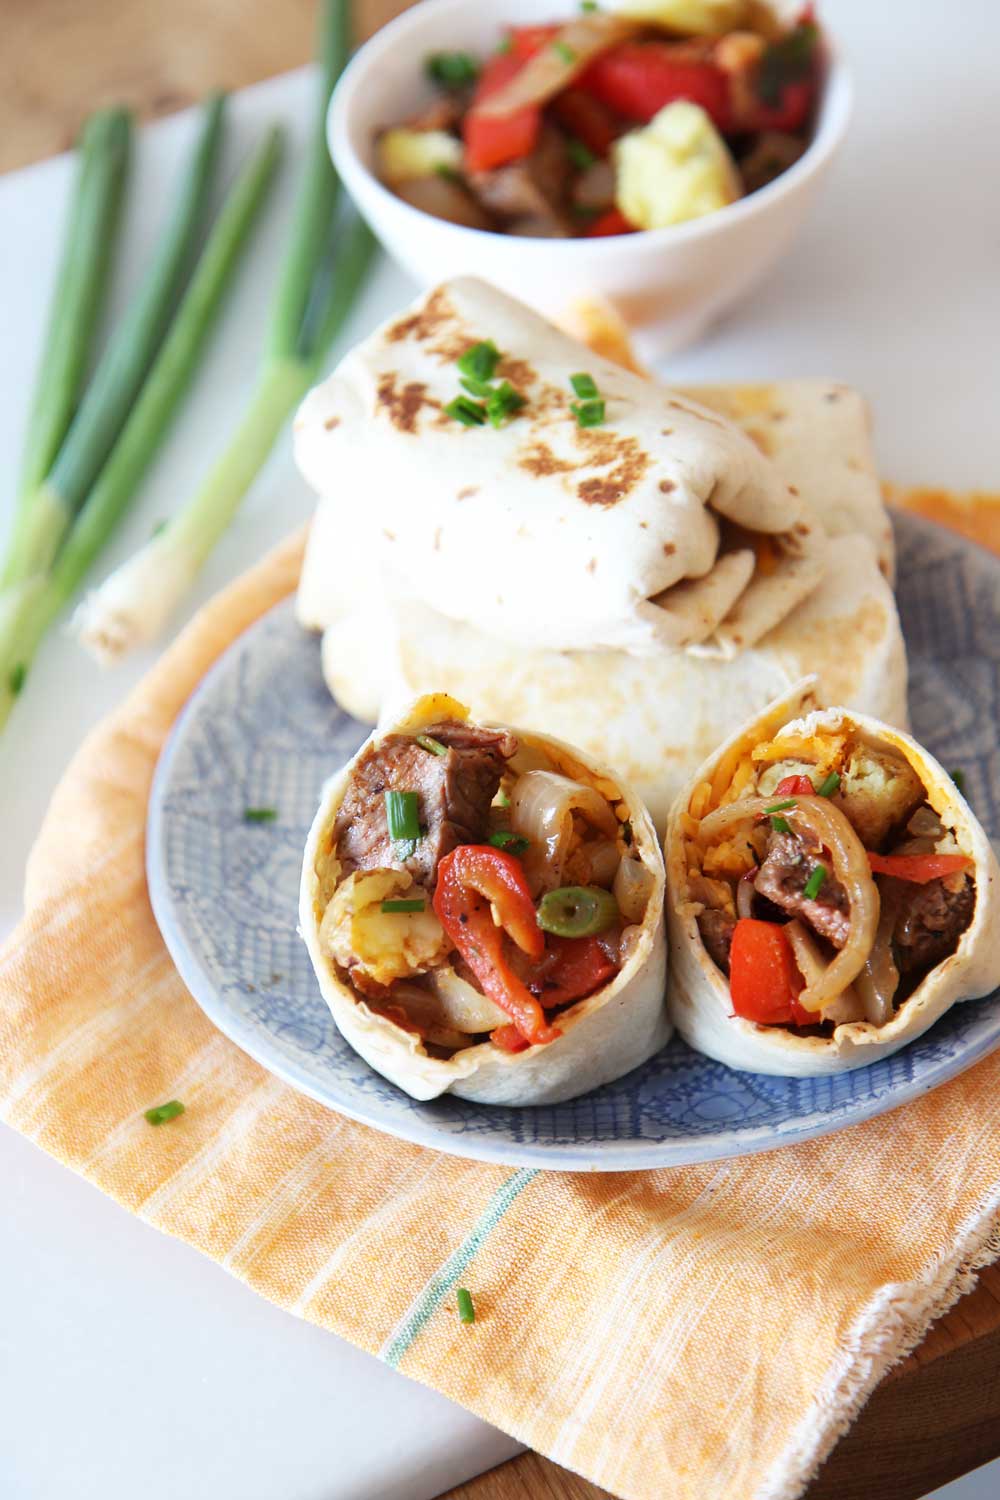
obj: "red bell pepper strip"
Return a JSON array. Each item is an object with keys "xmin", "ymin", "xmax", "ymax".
[
  {"xmin": 491, "ymin": 1023, "xmax": 532, "ymax": 1054},
  {"xmin": 580, "ymin": 43, "xmax": 732, "ymax": 132},
  {"xmin": 464, "ymin": 52, "xmax": 540, "ymax": 173},
  {"xmin": 585, "ymin": 207, "xmax": 637, "ymax": 237},
  {"xmin": 774, "ymin": 775, "xmax": 817, "ymax": 796},
  {"xmin": 508, "ymin": 24, "xmax": 560, "ymax": 63},
  {"xmin": 550, "ymin": 87, "xmax": 621, "ymax": 157},
  {"xmin": 867, "ymin": 852, "xmax": 972, "ymax": 884},
  {"xmin": 533, "ymin": 935, "xmax": 617, "ymax": 1009},
  {"xmin": 434, "ymin": 845, "xmax": 559, "ymax": 1047},
  {"xmin": 729, "ymin": 918, "xmax": 813, "ymax": 1027}
]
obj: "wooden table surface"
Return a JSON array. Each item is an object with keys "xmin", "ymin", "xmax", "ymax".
[{"xmin": 4, "ymin": 3, "xmax": 999, "ymax": 1498}]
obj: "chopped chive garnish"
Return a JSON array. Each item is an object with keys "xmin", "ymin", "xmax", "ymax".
[
  {"xmin": 770, "ymin": 816, "xmax": 791, "ymax": 834},
  {"xmin": 763, "ymin": 799, "xmax": 797, "ymax": 814},
  {"xmin": 416, "ymin": 734, "xmax": 447, "ymax": 756},
  {"xmin": 456, "ymin": 1287, "xmax": 475, "ymax": 1324},
  {"xmin": 8, "ymin": 663, "xmax": 26, "ymax": 697},
  {"xmin": 425, "ymin": 51, "xmax": 480, "ymax": 89},
  {"xmin": 488, "ymin": 830, "xmax": 530, "ymax": 855},
  {"xmin": 816, "ymin": 771, "xmax": 840, "ymax": 797},
  {"xmin": 553, "ymin": 40, "xmax": 576, "ymax": 63},
  {"xmin": 581, "ymin": 0, "xmax": 599, "ymax": 9},
  {"xmin": 571, "ymin": 398, "xmax": 605, "ymax": 428},
  {"xmin": 951, "ymin": 768, "xmax": 967, "ymax": 794},
  {"xmin": 566, "ymin": 137, "xmax": 596, "ymax": 171},
  {"xmin": 244, "ymin": 806, "xmax": 277, "ymax": 823},
  {"xmin": 570, "ymin": 371, "xmax": 599, "ymax": 400},
  {"xmin": 445, "ymin": 395, "xmax": 487, "ymax": 427},
  {"xmin": 803, "ymin": 865, "xmax": 827, "ymax": 900},
  {"xmin": 144, "ymin": 1099, "xmax": 185, "ymax": 1125},
  {"xmin": 497, "ymin": 789, "xmax": 511, "ymax": 808},
  {"xmin": 459, "ymin": 375, "xmax": 494, "ymax": 399},
  {"xmin": 457, "ymin": 340, "xmax": 501, "ymax": 383},
  {"xmin": 380, "ymin": 898, "xmax": 426, "ymax": 914},
  {"xmin": 485, "ymin": 380, "xmax": 526, "ymax": 428},
  {"xmin": 385, "ymin": 789, "xmax": 421, "ymax": 844},
  {"xmin": 622, "ymin": 820, "xmax": 633, "ymax": 847}
]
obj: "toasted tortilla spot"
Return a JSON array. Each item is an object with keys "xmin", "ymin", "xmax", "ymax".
[
  {"xmin": 385, "ymin": 287, "xmax": 456, "ymax": 348},
  {"xmin": 498, "ymin": 355, "xmax": 536, "ymax": 388},
  {"xmin": 323, "ymin": 415, "xmax": 340, "ymax": 431},
  {"xmin": 376, "ymin": 374, "xmax": 438, "ymax": 434},
  {"xmin": 518, "ymin": 442, "xmax": 578, "ymax": 478},
  {"xmin": 789, "ymin": 484, "xmax": 799, "ymax": 496},
  {"xmin": 457, "ymin": 485, "xmax": 478, "ymax": 500},
  {"xmin": 587, "ymin": 557, "xmax": 598, "ymax": 573},
  {"xmin": 663, "ymin": 542, "xmax": 676, "ymax": 556},
  {"xmin": 659, "ymin": 478, "xmax": 676, "ymax": 493},
  {"xmin": 746, "ymin": 425, "xmax": 775, "ymax": 456}
]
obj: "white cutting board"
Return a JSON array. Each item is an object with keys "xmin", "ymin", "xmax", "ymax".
[{"xmin": 2, "ymin": 2, "xmax": 1000, "ymax": 1497}]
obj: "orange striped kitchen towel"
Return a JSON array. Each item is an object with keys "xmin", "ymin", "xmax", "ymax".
[{"xmin": 2, "ymin": 528, "xmax": 999, "ymax": 1500}]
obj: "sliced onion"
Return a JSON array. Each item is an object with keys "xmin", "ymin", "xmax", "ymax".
[
  {"xmin": 511, "ymin": 770, "xmax": 618, "ymax": 894},
  {"xmin": 613, "ymin": 856, "xmax": 653, "ymax": 924},
  {"xmin": 854, "ymin": 898, "xmax": 899, "ymax": 1027},
  {"xmin": 424, "ymin": 966, "xmax": 509, "ymax": 1033},
  {"xmin": 588, "ymin": 838, "xmax": 622, "ymax": 888},
  {"xmin": 697, "ymin": 795, "xmax": 880, "ymax": 1011},
  {"xmin": 736, "ymin": 871, "xmax": 756, "ymax": 920},
  {"xmin": 618, "ymin": 924, "xmax": 645, "ymax": 967},
  {"xmin": 784, "ymin": 921, "xmax": 865, "ymax": 1024}
]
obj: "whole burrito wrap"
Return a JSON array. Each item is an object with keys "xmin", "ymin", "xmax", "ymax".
[
  {"xmin": 294, "ymin": 278, "xmax": 826, "ymax": 657},
  {"xmin": 300, "ymin": 695, "xmax": 669, "ymax": 1106},
  {"xmin": 664, "ymin": 681, "xmax": 1000, "ymax": 1076}
]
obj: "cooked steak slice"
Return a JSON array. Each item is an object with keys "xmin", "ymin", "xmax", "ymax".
[
  {"xmin": 698, "ymin": 908, "xmax": 737, "ymax": 976},
  {"xmin": 468, "ymin": 125, "xmax": 572, "ymax": 236},
  {"xmin": 335, "ymin": 721, "xmax": 515, "ymax": 885},
  {"xmin": 894, "ymin": 875, "xmax": 975, "ymax": 976},
  {"xmin": 753, "ymin": 830, "xmax": 850, "ymax": 948}
]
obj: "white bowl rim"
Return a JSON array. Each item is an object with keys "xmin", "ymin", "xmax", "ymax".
[{"xmin": 329, "ymin": 0, "xmax": 853, "ymax": 257}]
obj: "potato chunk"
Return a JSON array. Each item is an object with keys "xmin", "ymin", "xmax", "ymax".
[
  {"xmin": 320, "ymin": 869, "xmax": 450, "ymax": 988},
  {"xmin": 835, "ymin": 745, "xmax": 925, "ymax": 849},
  {"xmin": 614, "ymin": 101, "xmax": 740, "ymax": 230}
]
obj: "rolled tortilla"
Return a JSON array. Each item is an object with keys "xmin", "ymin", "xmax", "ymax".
[
  {"xmin": 294, "ymin": 278, "xmax": 824, "ymax": 656},
  {"xmin": 299, "ymin": 695, "xmax": 669, "ymax": 1106},
  {"xmin": 664, "ymin": 680, "xmax": 1000, "ymax": 1075},
  {"xmin": 313, "ymin": 530, "xmax": 905, "ymax": 831}
]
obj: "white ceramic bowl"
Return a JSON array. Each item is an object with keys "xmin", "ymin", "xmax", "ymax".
[{"xmin": 330, "ymin": 0, "xmax": 852, "ymax": 358}]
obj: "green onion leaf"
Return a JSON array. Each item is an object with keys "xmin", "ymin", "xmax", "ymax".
[
  {"xmin": 816, "ymin": 771, "xmax": 840, "ymax": 797},
  {"xmin": 803, "ymin": 865, "xmax": 827, "ymax": 900},
  {"xmin": 457, "ymin": 340, "xmax": 501, "ymax": 383},
  {"xmin": 553, "ymin": 40, "xmax": 576, "ymax": 64},
  {"xmin": 571, "ymin": 397, "xmax": 606, "ymax": 428},
  {"xmin": 8, "ymin": 664, "xmax": 26, "ymax": 698},
  {"xmin": 488, "ymin": 830, "xmax": 530, "ymax": 855},
  {"xmin": 570, "ymin": 372, "xmax": 600, "ymax": 400},
  {"xmin": 951, "ymin": 768, "xmax": 967, "ymax": 794},
  {"xmin": 566, "ymin": 138, "xmax": 596, "ymax": 171},
  {"xmin": 756, "ymin": 19, "xmax": 819, "ymax": 108},
  {"xmin": 385, "ymin": 789, "xmax": 421, "ymax": 844},
  {"xmin": 445, "ymin": 395, "xmax": 487, "ymax": 427},
  {"xmin": 144, "ymin": 1099, "xmax": 185, "ymax": 1125},
  {"xmin": 426, "ymin": 51, "xmax": 480, "ymax": 89},
  {"xmin": 537, "ymin": 885, "xmax": 619, "ymax": 938},
  {"xmin": 380, "ymin": 898, "xmax": 426, "ymax": 914},
  {"xmin": 497, "ymin": 789, "xmax": 511, "ymax": 809},
  {"xmin": 459, "ymin": 375, "xmax": 494, "ymax": 398},
  {"xmin": 416, "ymin": 734, "xmax": 447, "ymax": 756},
  {"xmin": 485, "ymin": 381, "xmax": 526, "ymax": 428},
  {"xmin": 581, "ymin": 0, "xmax": 600, "ymax": 10},
  {"xmin": 244, "ymin": 806, "xmax": 278, "ymax": 823},
  {"xmin": 456, "ymin": 1287, "xmax": 475, "ymax": 1324},
  {"xmin": 763, "ymin": 799, "xmax": 797, "ymax": 814},
  {"xmin": 770, "ymin": 816, "xmax": 791, "ymax": 834}
]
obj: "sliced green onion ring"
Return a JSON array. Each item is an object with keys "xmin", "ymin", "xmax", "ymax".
[
  {"xmin": 803, "ymin": 865, "xmax": 827, "ymax": 900},
  {"xmin": 380, "ymin": 898, "xmax": 426, "ymax": 914},
  {"xmin": 816, "ymin": 771, "xmax": 841, "ymax": 797},
  {"xmin": 488, "ymin": 830, "xmax": 530, "ymax": 855},
  {"xmin": 456, "ymin": 1287, "xmax": 475, "ymax": 1324},
  {"xmin": 145, "ymin": 1100, "xmax": 185, "ymax": 1125},
  {"xmin": 385, "ymin": 789, "xmax": 420, "ymax": 843},
  {"xmin": 537, "ymin": 884, "xmax": 619, "ymax": 938},
  {"xmin": 763, "ymin": 798, "xmax": 797, "ymax": 814},
  {"xmin": 416, "ymin": 734, "xmax": 447, "ymax": 756}
]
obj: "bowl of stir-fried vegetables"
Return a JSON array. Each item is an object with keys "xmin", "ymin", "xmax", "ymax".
[{"xmin": 329, "ymin": 0, "xmax": 850, "ymax": 354}]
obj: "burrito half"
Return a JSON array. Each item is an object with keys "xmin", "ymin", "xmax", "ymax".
[
  {"xmin": 300, "ymin": 695, "xmax": 668, "ymax": 1105},
  {"xmin": 664, "ymin": 681, "xmax": 1000, "ymax": 1075}
]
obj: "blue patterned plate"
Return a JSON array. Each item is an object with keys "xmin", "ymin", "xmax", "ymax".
[{"xmin": 147, "ymin": 514, "xmax": 1000, "ymax": 1170}]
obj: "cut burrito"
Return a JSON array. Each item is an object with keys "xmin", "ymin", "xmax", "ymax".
[
  {"xmin": 665, "ymin": 681, "xmax": 1000, "ymax": 1075},
  {"xmin": 300, "ymin": 695, "xmax": 668, "ymax": 1105},
  {"xmin": 295, "ymin": 277, "xmax": 827, "ymax": 658}
]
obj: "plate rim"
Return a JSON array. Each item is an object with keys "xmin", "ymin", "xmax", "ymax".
[{"xmin": 146, "ymin": 512, "xmax": 1000, "ymax": 1171}]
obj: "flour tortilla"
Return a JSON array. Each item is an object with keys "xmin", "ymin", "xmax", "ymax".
[
  {"xmin": 299, "ymin": 695, "xmax": 670, "ymax": 1106},
  {"xmin": 664, "ymin": 681, "xmax": 1000, "ymax": 1076},
  {"xmin": 294, "ymin": 278, "xmax": 823, "ymax": 656}
]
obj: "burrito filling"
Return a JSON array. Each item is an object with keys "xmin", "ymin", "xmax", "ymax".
[
  {"xmin": 679, "ymin": 726, "xmax": 976, "ymax": 1031},
  {"xmin": 314, "ymin": 720, "xmax": 654, "ymax": 1055}
]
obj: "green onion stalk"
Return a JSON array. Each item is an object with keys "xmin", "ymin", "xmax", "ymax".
[
  {"xmin": 74, "ymin": 0, "xmax": 376, "ymax": 666},
  {"xmin": 3, "ymin": 94, "xmax": 226, "ymax": 589},
  {"xmin": 0, "ymin": 125, "xmax": 284, "ymax": 728}
]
